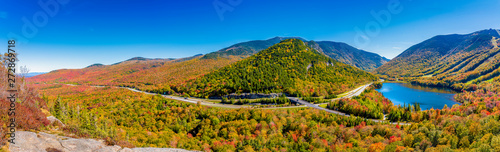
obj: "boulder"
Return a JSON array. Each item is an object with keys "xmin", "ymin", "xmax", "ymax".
[{"xmin": 46, "ymin": 116, "xmax": 65, "ymax": 127}]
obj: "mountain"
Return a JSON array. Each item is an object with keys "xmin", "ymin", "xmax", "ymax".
[
  {"xmin": 172, "ymin": 54, "xmax": 203, "ymax": 63},
  {"xmin": 374, "ymin": 29, "xmax": 500, "ymax": 90},
  {"xmin": 177, "ymin": 39, "xmax": 378, "ymax": 97},
  {"xmin": 203, "ymin": 37, "xmax": 388, "ymax": 71},
  {"xmin": 111, "ymin": 57, "xmax": 175, "ymax": 65},
  {"xmin": 29, "ymin": 37, "xmax": 385, "ymax": 93},
  {"xmin": 312, "ymin": 41, "xmax": 389, "ymax": 71},
  {"xmin": 202, "ymin": 37, "xmax": 305, "ymax": 59},
  {"xmin": 125, "ymin": 57, "xmax": 177, "ymax": 61},
  {"xmin": 85, "ymin": 63, "xmax": 104, "ymax": 68},
  {"xmin": 29, "ymin": 54, "xmax": 240, "ymax": 92}
]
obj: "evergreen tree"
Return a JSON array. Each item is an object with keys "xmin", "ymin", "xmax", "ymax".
[{"xmin": 53, "ymin": 96, "xmax": 62, "ymax": 118}]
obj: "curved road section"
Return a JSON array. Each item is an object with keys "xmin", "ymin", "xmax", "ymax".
[
  {"xmin": 126, "ymin": 83, "xmax": 404, "ymax": 124},
  {"xmin": 58, "ymin": 80, "xmax": 408, "ymax": 124},
  {"xmin": 286, "ymin": 82, "xmax": 406, "ymax": 124}
]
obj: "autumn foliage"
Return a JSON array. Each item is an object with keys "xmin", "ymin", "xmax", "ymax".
[
  {"xmin": 0, "ymin": 57, "xmax": 49, "ymax": 146},
  {"xmin": 176, "ymin": 39, "xmax": 377, "ymax": 98}
]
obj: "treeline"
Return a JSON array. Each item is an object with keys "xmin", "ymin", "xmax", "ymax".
[
  {"xmin": 410, "ymin": 79, "xmax": 477, "ymax": 92},
  {"xmin": 386, "ymin": 103, "xmax": 422, "ymax": 122}
]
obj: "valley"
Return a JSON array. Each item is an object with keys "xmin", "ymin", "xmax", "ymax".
[
  {"xmin": 3, "ymin": 0, "xmax": 500, "ymax": 151},
  {"xmin": 53, "ymin": 81, "xmax": 387, "ymax": 122},
  {"xmin": 3, "ymin": 30, "xmax": 500, "ymax": 151},
  {"xmin": 375, "ymin": 29, "xmax": 500, "ymax": 91}
]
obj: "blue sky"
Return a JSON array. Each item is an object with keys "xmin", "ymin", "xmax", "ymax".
[{"xmin": 1, "ymin": 0, "xmax": 499, "ymax": 72}]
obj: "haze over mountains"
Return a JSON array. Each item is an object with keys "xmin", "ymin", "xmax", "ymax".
[{"xmin": 21, "ymin": 72, "xmax": 48, "ymax": 78}]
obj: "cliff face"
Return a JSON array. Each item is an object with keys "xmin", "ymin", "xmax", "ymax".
[{"xmin": 9, "ymin": 131, "xmax": 195, "ymax": 152}]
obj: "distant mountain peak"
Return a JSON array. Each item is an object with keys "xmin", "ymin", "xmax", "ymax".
[
  {"xmin": 125, "ymin": 57, "xmax": 177, "ymax": 62},
  {"xmin": 109, "ymin": 57, "xmax": 175, "ymax": 65},
  {"xmin": 269, "ymin": 36, "xmax": 307, "ymax": 42},
  {"xmin": 86, "ymin": 63, "xmax": 104, "ymax": 68},
  {"xmin": 126, "ymin": 57, "xmax": 151, "ymax": 61}
]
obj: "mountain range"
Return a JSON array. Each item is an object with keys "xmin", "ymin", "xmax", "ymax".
[
  {"xmin": 203, "ymin": 37, "xmax": 388, "ymax": 71},
  {"xmin": 29, "ymin": 37, "xmax": 387, "ymax": 92},
  {"xmin": 177, "ymin": 39, "xmax": 378, "ymax": 97},
  {"xmin": 33, "ymin": 29, "xmax": 500, "ymax": 93},
  {"xmin": 375, "ymin": 29, "xmax": 500, "ymax": 89},
  {"xmin": 23, "ymin": 29, "xmax": 500, "ymax": 152},
  {"xmin": 29, "ymin": 55, "xmax": 241, "ymax": 92}
]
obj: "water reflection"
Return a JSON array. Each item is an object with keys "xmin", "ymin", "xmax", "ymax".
[
  {"xmin": 400, "ymin": 83, "xmax": 459, "ymax": 94},
  {"xmin": 375, "ymin": 83, "xmax": 460, "ymax": 110}
]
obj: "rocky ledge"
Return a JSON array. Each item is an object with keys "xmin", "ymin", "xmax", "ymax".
[{"xmin": 9, "ymin": 131, "xmax": 195, "ymax": 152}]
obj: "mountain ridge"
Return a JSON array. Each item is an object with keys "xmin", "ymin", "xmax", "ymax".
[
  {"xmin": 375, "ymin": 29, "xmax": 500, "ymax": 90},
  {"xmin": 202, "ymin": 37, "xmax": 388, "ymax": 71},
  {"xmin": 177, "ymin": 39, "xmax": 378, "ymax": 97}
]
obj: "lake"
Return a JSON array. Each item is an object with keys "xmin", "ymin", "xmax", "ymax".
[{"xmin": 375, "ymin": 83, "xmax": 460, "ymax": 110}]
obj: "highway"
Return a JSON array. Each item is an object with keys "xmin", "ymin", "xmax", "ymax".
[{"xmin": 57, "ymin": 80, "xmax": 409, "ymax": 125}]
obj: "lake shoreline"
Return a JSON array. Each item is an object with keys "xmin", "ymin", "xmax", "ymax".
[{"xmin": 376, "ymin": 82, "xmax": 461, "ymax": 110}]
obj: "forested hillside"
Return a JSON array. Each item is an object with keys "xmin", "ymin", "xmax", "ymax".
[
  {"xmin": 176, "ymin": 39, "xmax": 378, "ymax": 98},
  {"xmin": 19, "ymin": 32, "xmax": 500, "ymax": 151},
  {"xmin": 29, "ymin": 36, "xmax": 387, "ymax": 95},
  {"xmin": 31, "ymin": 77, "xmax": 500, "ymax": 151},
  {"xmin": 375, "ymin": 29, "xmax": 500, "ymax": 90},
  {"xmin": 202, "ymin": 37, "xmax": 305, "ymax": 59},
  {"xmin": 312, "ymin": 41, "xmax": 389, "ymax": 71}
]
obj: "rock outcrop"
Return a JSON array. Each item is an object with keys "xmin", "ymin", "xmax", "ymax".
[
  {"xmin": 9, "ymin": 131, "xmax": 195, "ymax": 152},
  {"xmin": 46, "ymin": 116, "xmax": 65, "ymax": 127}
]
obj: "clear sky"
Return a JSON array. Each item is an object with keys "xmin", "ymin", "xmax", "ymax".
[{"xmin": 1, "ymin": 0, "xmax": 499, "ymax": 72}]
